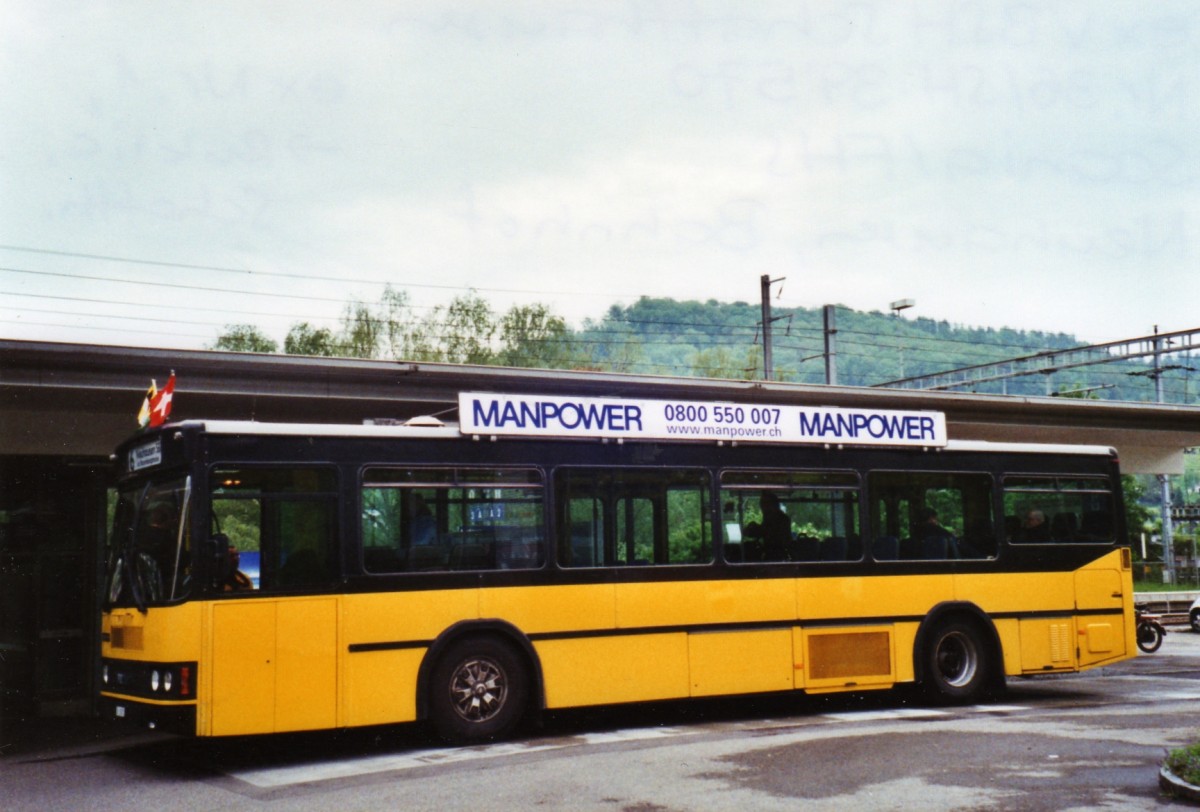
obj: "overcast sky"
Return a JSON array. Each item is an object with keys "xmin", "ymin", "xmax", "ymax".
[{"xmin": 2, "ymin": 2, "xmax": 1197, "ymax": 352}]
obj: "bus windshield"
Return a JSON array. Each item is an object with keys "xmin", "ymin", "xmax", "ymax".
[{"xmin": 106, "ymin": 475, "xmax": 192, "ymax": 610}]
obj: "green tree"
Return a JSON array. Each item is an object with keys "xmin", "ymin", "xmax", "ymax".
[
  {"xmin": 211, "ymin": 324, "xmax": 277, "ymax": 353},
  {"xmin": 497, "ymin": 303, "xmax": 575, "ymax": 369},
  {"xmin": 379, "ymin": 286, "xmax": 427, "ymax": 361},
  {"xmin": 438, "ymin": 292, "xmax": 496, "ymax": 364},
  {"xmin": 691, "ymin": 346, "xmax": 756, "ymax": 380},
  {"xmin": 577, "ymin": 312, "xmax": 645, "ymax": 373},
  {"xmin": 402, "ymin": 310, "xmax": 443, "ymax": 362},
  {"xmin": 284, "ymin": 323, "xmax": 339, "ymax": 356},
  {"xmin": 1124, "ymin": 475, "xmax": 1156, "ymax": 552},
  {"xmin": 339, "ymin": 300, "xmax": 383, "ymax": 359}
]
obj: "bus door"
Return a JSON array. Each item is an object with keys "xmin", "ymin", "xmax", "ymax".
[{"xmin": 207, "ymin": 467, "xmax": 340, "ymax": 735}]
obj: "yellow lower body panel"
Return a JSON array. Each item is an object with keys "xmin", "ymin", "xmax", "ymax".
[
  {"xmin": 344, "ymin": 648, "xmax": 425, "ymax": 727},
  {"xmin": 687, "ymin": 629, "xmax": 794, "ymax": 697},
  {"xmin": 536, "ymin": 633, "xmax": 689, "ymax": 708}
]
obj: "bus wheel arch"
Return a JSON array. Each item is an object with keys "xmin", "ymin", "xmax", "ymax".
[
  {"xmin": 418, "ymin": 620, "xmax": 543, "ymax": 743},
  {"xmin": 914, "ymin": 603, "xmax": 1003, "ymax": 703}
]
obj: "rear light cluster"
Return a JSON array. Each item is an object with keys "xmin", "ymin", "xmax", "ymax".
[{"xmin": 101, "ymin": 659, "xmax": 195, "ymax": 700}]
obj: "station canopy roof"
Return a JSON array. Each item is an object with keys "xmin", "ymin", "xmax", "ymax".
[{"xmin": 4, "ymin": 338, "xmax": 1200, "ymax": 474}]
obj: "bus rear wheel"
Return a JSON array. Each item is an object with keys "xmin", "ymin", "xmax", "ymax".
[
  {"xmin": 922, "ymin": 619, "xmax": 990, "ymax": 703},
  {"xmin": 429, "ymin": 636, "xmax": 529, "ymax": 744}
]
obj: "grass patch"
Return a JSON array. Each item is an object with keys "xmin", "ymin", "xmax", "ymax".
[
  {"xmin": 1134, "ymin": 580, "xmax": 1200, "ymax": 593},
  {"xmin": 1166, "ymin": 742, "xmax": 1200, "ymax": 785}
]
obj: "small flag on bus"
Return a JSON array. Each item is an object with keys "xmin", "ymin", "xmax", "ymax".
[{"xmin": 138, "ymin": 372, "xmax": 176, "ymax": 428}]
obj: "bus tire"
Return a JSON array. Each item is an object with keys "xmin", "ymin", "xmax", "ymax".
[
  {"xmin": 921, "ymin": 618, "xmax": 990, "ymax": 704},
  {"xmin": 1190, "ymin": 609, "xmax": 1200, "ymax": 634},
  {"xmin": 429, "ymin": 636, "xmax": 529, "ymax": 744}
]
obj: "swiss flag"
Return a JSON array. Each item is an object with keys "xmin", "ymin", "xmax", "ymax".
[{"xmin": 148, "ymin": 373, "xmax": 176, "ymax": 428}]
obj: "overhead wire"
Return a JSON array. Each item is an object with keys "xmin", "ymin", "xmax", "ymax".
[
  {"xmin": 1, "ymin": 265, "xmax": 391, "ymax": 305},
  {"xmin": 0, "ymin": 245, "xmax": 592, "ymax": 298},
  {"xmin": 0, "ymin": 318, "xmax": 219, "ymax": 342},
  {"xmin": 2, "ymin": 248, "xmax": 1193, "ymax": 400},
  {"xmin": 0, "ymin": 260, "xmax": 1081, "ymax": 361}
]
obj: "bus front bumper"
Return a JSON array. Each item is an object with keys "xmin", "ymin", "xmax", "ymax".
[{"xmin": 98, "ymin": 695, "xmax": 196, "ymax": 736}]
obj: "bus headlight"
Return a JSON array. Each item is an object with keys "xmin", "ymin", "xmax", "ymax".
[{"xmin": 101, "ymin": 658, "xmax": 195, "ymax": 699}]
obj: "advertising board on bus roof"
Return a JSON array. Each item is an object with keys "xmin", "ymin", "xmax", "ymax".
[{"xmin": 458, "ymin": 392, "xmax": 948, "ymax": 448}]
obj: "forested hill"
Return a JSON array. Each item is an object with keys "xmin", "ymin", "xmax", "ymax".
[
  {"xmin": 576, "ymin": 297, "xmax": 1165, "ymax": 400},
  {"xmin": 215, "ymin": 292, "xmax": 1186, "ymax": 403}
]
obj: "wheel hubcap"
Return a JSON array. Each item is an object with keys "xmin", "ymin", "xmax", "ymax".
[
  {"xmin": 936, "ymin": 630, "xmax": 978, "ymax": 688},
  {"xmin": 449, "ymin": 657, "xmax": 507, "ymax": 723}
]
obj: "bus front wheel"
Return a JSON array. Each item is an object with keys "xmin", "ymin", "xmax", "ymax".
[
  {"xmin": 922, "ymin": 619, "xmax": 990, "ymax": 703},
  {"xmin": 429, "ymin": 636, "xmax": 529, "ymax": 744}
]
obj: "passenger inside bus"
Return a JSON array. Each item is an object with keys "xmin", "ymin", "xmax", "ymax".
[
  {"xmin": 1019, "ymin": 508, "xmax": 1051, "ymax": 542},
  {"xmin": 409, "ymin": 494, "xmax": 437, "ymax": 546},
  {"xmin": 743, "ymin": 491, "xmax": 792, "ymax": 559},
  {"xmin": 223, "ymin": 546, "xmax": 254, "ymax": 591},
  {"xmin": 917, "ymin": 507, "xmax": 958, "ymax": 559}
]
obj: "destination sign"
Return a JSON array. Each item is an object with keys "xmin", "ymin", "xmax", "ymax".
[
  {"xmin": 128, "ymin": 438, "xmax": 163, "ymax": 472},
  {"xmin": 458, "ymin": 393, "xmax": 947, "ymax": 448}
]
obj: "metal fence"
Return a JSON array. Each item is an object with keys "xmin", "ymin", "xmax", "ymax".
[{"xmin": 1134, "ymin": 562, "xmax": 1200, "ymax": 591}]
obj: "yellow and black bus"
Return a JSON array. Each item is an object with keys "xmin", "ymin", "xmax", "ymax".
[{"xmin": 100, "ymin": 391, "xmax": 1134, "ymax": 743}]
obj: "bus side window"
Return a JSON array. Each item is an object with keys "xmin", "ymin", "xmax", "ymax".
[
  {"xmin": 566, "ymin": 498, "xmax": 604, "ymax": 566},
  {"xmin": 720, "ymin": 471, "xmax": 861, "ymax": 564},
  {"xmin": 867, "ymin": 471, "xmax": 995, "ymax": 561},
  {"xmin": 664, "ymin": 483, "xmax": 711, "ymax": 564},
  {"xmin": 556, "ymin": 468, "xmax": 711, "ymax": 568},
  {"xmin": 360, "ymin": 468, "xmax": 545, "ymax": 574},
  {"xmin": 1003, "ymin": 476, "xmax": 1115, "ymax": 545},
  {"xmin": 210, "ymin": 466, "xmax": 339, "ymax": 592},
  {"xmin": 273, "ymin": 500, "xmax": 337, "ymax": 588},
  {"xmin": 211, "ymin": 495, "xmax": 261, "ymax": 589}
]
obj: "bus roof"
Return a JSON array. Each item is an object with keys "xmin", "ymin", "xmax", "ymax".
[{"xmin": 168, "ymin": 419, "xmax": 1117, "ymax": 458}]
